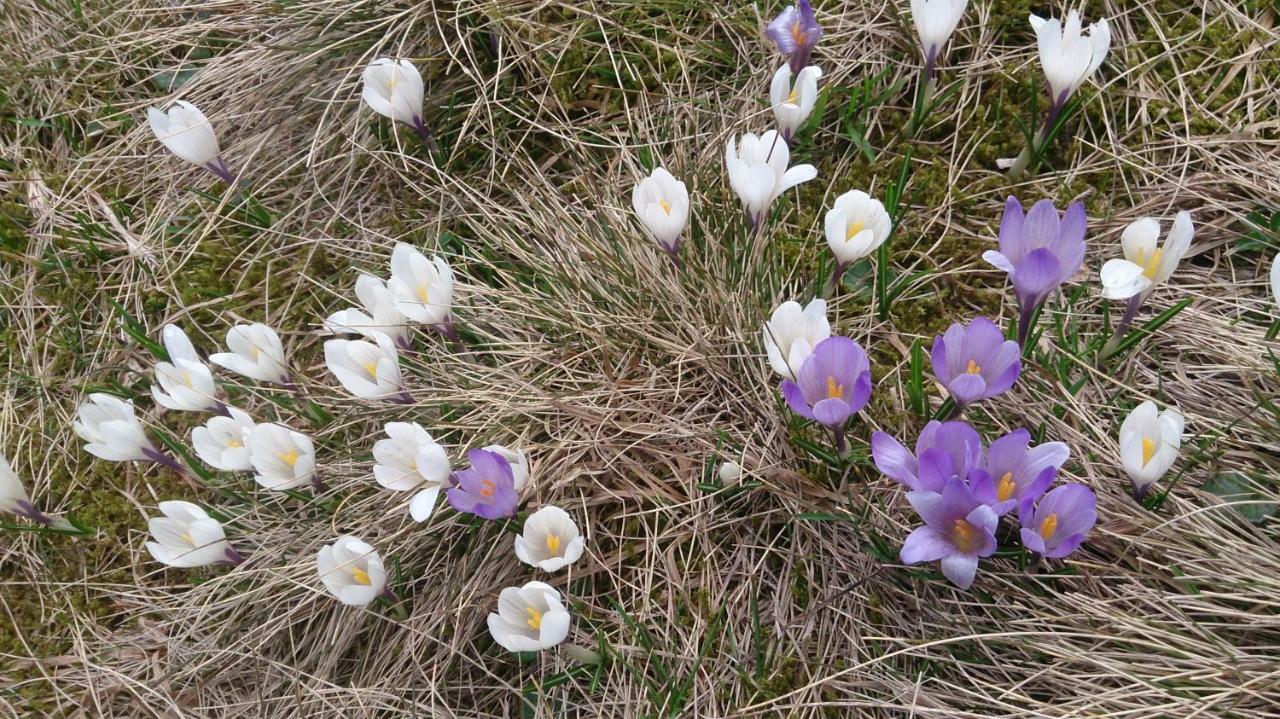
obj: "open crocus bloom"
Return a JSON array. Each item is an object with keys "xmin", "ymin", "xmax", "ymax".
[
  {"xmin": 387, "ymin": 243, "xmax": 454, "ymax": 327},
  {"xmin": 765, "ymin": 0, "xmax": 822, "ymax": 74},
  {"xmin": 911, "ymin": 0, "xmax": 968, "ymax": 73},
  {"xmin": 1019, "ymin": 483, "xmax": 1096, "ymax": 558},
  {"xmin": 487, "ymin": 581, "xmax": 571, "ymax": 653},
  {"xmin": 191, "ymin": 407, "xmax": 255, "ymax": 472},
  {"xmin": 930, "ymin": 317, "xmax": 1020, "ymax": 408},
  {"xmin": 372, "ymin": 422, "xmax": 452, "ymax": 522},
  {"xmin": 247, "ymin": 422, "xmax": 316, "ymax": 491},
  {"xmin": 770, "ymin": 65, "xmax": 822, "ymax": 142},
  {"xmin": 146, "ymin": 101, "xmax": 233, "ymax": 182},
  {"xmin": 1030, "ymin": 11, "xmax": 1110, "ymax": 109},
  {"xmin": 825, "ymin": 189, "xmax": 892, "ymax": 269},
  {"xmin": 984, "ymin": 197, "xmax": 1088, "ymax": 339},
  {"xmin": 146, "ymin": 501, "xmax": 241, "ymax": 567},
  {"xmin": 725, "ymin": 129, "xmax": 817, "ymax": 230},
  {"xmin": 326, "ymin": 274, "xmax": 412, "ymax": 348},
  {"xmin": 210, "ymin": 323, "xmax": 290, "ymax": 385},
  {"xmin": 970, "ymin": 428, "xmax": 1068, "ymax": 515},
  {"xmin": 152, "ymin": 325, "xmax": 221, "ymax": 413},
  {"xmin": 762, "ymin": 298, "xmax": 830, "ymax": 381},
  {"xmin": 1119, "ymin": 400, "xmax": 1184, "ymax": 499},
  {"xmin": 900, "ymin": 475, "xmax": 998, "ymax": 590},
  {"xmin": 0, "ymin": 453, "xmax": 51, "ymax": 525},
  {"xmin": 780, "ymin": 336, "xmax": 873, "ymax": 431},
  {"xmin": 1100, "ymin": 211, "xmax": 1194, "ymax": 301},
  {"xmin": 324, "ymin": 334, "xmax": 407, "ymax": 402},
  {"xmin": 316, "ymin": 535, "xmax": 388, "ymax": 607},
  {"xmin": 482, "ymin": 444, "xmax": 530, "ymax": 492},
  {"xmin": 631, "ymin": 167, "xmax": 689, "ymax": 257},
  {"xmin": 515, "ymin": 506, "xmax": 585, "ymax": 572},
  {"xmin": 447, "ymin": 449, "xmax": 519, "ymax": 520},
  {"xmin": 362, "ymin": 58, "xmax": 425, "ymax": 128},
  {"xmin": 73, "ymin": 393, "xmax": 159, "ymax": 463},
  {"xmin": 871, "ymin": 420, "xmax": 983, "ymax": 493}
]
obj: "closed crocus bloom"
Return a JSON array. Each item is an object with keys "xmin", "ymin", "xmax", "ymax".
[
  {"xmin": 191, "ymin": 407, "xmax": 255, "ymax": 472},
  {"xmin": 372, "ymin": 422, "xmax": 452, "ymax": 522},
  {"xmin": 1119, "ymin": 401, "xmax": 1184, "ymax": 500},
  {"xmin": 1100, "ymin": 212, "xmax": 1194, "ymax": 301},
  {"xmin": 900, "ymin": 475, "xmax": 998, "ymax": 590},
  {"xmin": 970, "ymin": 428, "xmax": 1068, "ymax": 515},
  {"xmin": 762, "ymin": 298, "xmax": 830, "ymax": 381},
  {"xmin": 209, "ymin": 323, "xmax": 290, "ymax": 385},
  {"xmin": 325, "ymin": 274, "xmax": 412, "ymax": 348},
  {"xmin": 780, "ymin": 336, "xmax": 873, "ymax": 452},
  {"xmin": 152, "ymin": 325, "xmax": 221, "ymax": 413},
  {"xmin": 146, "ymin": 500, "xmax": 242, "ymax": 567},
  {"xmin": 73, "ymin": 393, "xmax": 160, "ymax": 463},
  {"xmin": 871, "ymin": 420, "xmax": 983, "ymax": 494},
  {"xmin": 1030, "ymin": 11, "xmax": 1110, "ymax": 109},
  {"xmin": 0, "ymin": 453, "xmax": 51, "ymax": 525},
  {"xmin": 725, "ymin": 129, "xmax": 817, "ymax": 231},
  {"xmin": 1019, "ymin": 483, "xmax": 1096, "ymax": 559},
  {"xmin": 362, "ymin": 58, "xmax": 431, "ymax": 143},
  {"xmin": 316, "ymin": 535, "xmax": 389, "ymax": 607},
  {"xmin": 930, "ymin": 317, "xmax": 1020, "ymax": 409},
  {"xmin": 324, "ymin": 334, "xmax": 408, "ymax": 402},
  {"xmin": 482, "ymin": 444, "xmax": 530, "ymax": 491},
  {"xmin": 718, "ymin": 461, "xmax": 743, "ymax": 484},
  {"xmin": 769, "ymin": 65, "xmax": 822, "ymax": 143},
  {"xmin": 487, "ymin": 581, "xmax": 571, "ymax": 653},
  {"xmin": 515, "ymin": 506, "xmax": 585, "ymax": 572},
  {"xmin": 766, "ymin": 0, "xmax": 822, "ymax": 75},
  {"xmin": 912, "ymin": 0, "xmax": 968, "ymax": 74},
  {"xmin": 631, "ymin": 167, "xmax": 690, "ymax": 258},
  {"xmin": 447, "ymin": 449, "xmax": 519, "ymax": 520},
  {"xmin": 146, "ymin": 101, "xmax": 235, "ymax": 183},
  {"xmin": 387, "ymin": 243, "xmax": 455, "ymax": 327},
  {"xmin": 825, "ymin": 189, "xmax": 892, "ymax": 269},
  {"xmin": 247, "ymin": 422, "xmax": 317, "ymax": 491}
]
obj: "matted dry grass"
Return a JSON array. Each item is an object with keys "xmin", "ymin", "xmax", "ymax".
[{"xmin": 1, "ymin": 0, "xmax": 1278, "ymax": 717}]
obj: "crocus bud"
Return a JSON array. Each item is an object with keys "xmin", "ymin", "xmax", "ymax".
[
  {"xmin": 325, "ymin": 274, "xmax": 412, "ymax": 348},
  {"xmin": 487, "ymin": 581, "xmax": 571, "ymax": 653},
  {"xmin": 73, "ymin": 393, "xmax": 160, "ymax": 463},
  {"xmin": 769, "ymin": 65, "xmax": 822, "ymax": 143},
  {"xmin": 387, "ymin": 243, "xmax": 454, "ymax": 328},
  {"xmin": 1030, "ymin": 11, "xmax": 1110, "ymax": 111},
  {"xmin": 1100, "ymin": 211, "xmax": 1193, "ymax": 301},
  {"xmin": 765, "ymin": 0, "xmax": 822, "ymax": 75},
  {"xmin": 1119, "ymin": 401, "xmax": 1183, "ymax": 501},
  {"xmin": 0, "ymin": 453, "xmax": 51, "ymax": 525},
  {"xmin": 717, "ymin": 461, "xmax": 743, "ymax": 484},
  {"xmin": 725, "ymin": 130, "xmax": 817, "ymax": 231},
  {"xmin": 151, "ymin": 325, "xmax": 221, "ymax": 413},
  {"xmin": 146, "ymin": 500, "xmax": 241, "ymax": 567},
  {"xmin": 361, "ymin": 58, "xmax": 430, "ymax": 143},
  {"xmin": 911, "ymin": 0, "xmax": 968, "ymax": 74},
  {"xmin": 247, "ymin": 422, "xmax": 317, "ymax": 491},
  {"xmin": 323, "ymin": 334, "xmax": 408, "ymax": 402},
  {"xmin": 316, "ymin": 535, "xmax": 388, "ymax": 606},
  {"xmin": 515, "ymin": 506, "xmax": 585, "ymax": 572},
  {"xmin": 631, "ymin": 167, "xmax": 690, "ymax": 258},
  {"xmin": 191, "ymin": 407, "xmax": 255, "ymax": 472},
  {"xmin": 372, "ymin": 422, "xmax": 452, "ymax": 522},
  {"xmin": 146, "ymin": 101, "xmax": 234, "ymax": 183},
  {"xmin": 762, "ymin": 298, "xmax": 831, "ymax": 381},
  {"xmin": 825, "ymin": 189, "xmax": 892, "ymax": 270},
  {"xmin": 209, "ymin": 323, "xmax": 291, "ymax": 386}
]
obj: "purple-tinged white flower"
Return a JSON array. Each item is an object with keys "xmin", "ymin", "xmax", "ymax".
[
  {"xmin": 766, "ymin": 0, "xmax": 822, "ymax": 74},
  {"xmin": 824, "ymin": 189, "xmax": 892, "ymax": 276},
  {"xmin": 900, "ymin": 475, "xmax": 998, "ymax": 590},
  {"xmin": 632, "ymin": 167, "xmax": 690, "ymax": 260},
  {"xmin": 147, "ymin": 101, "xmax": 236, "ymax": 183},
  {"xmin": 326, "ymin": 274, "xmax": 412, "ymax": 349},
  {"xmin": 970, "ymin": 428, "xmax": 1067, "ymax": 515},
  {"xmin": 725, "ymin": 130, "xmax": 817, "ymax": 231},
  {"xmin": 0, "ymin": 453, "xmax": 52, "ymax": 526},
  {"xmin": 1030, "ymin": 11, "xmax": 1110, "ymax": 113},
  {"xmin": 911, "ymin": 0, "xmax": 968, "ymax": 75},
  {"xmin": 247, "ymin": 422, "xmax": 318, "ymax": 492},
  {"xmin": 769, "ymin": 64, "xmax": 822, "ymax": 143},
  {"xmin": 323, "ymin": 334, "xmax": 409, "ymax": 403},
  {"xmin": 930, "ymin": 317, "xmax": 1020, "ymax": 409},
  {"xmin": 146, "ymin": 500, "xmax": 242, "ymax": 568},
  {"xmin": 780, "ymin": 336, "xmax": 872, "ymax": 451},
  {"xmin": 446, "ymin": 449, "xmax": 519, "ymax": 520},
  {"xmin": 73, "ymin": 393, "xmax": 174, "ymax": 468},
  {"xmin": 871, "ymin": 420, "xmax": 982, "ymax": 493},
  {"xmin": 1119, "ymin": 400, "xmax": 1183, "ymax": 501},
  {"xmin": 1271, "ymin": 254, "xmax": 1280, "ymax": 310},
  {"xmin": 762, "ymin": 298, "xmax": 830, "ymax": 381},
  {"xmin": 362, "ymin": 58, "xmax": 433, "ymax": 145},
  {"xmin": 1018, "ymin": 483, "xmax": 1096, "ymax": 558}
]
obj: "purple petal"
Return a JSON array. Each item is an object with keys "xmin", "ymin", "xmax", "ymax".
[
  {"xmin": 1052, "ymin": 201, "xmax": 1088, "ymax": 280},
  {"xmin": 930, "ymin": 333, "xmax": 951, "ymax": 383},
  {"xmin": 1012, "ymin": 248, "xmax": 1063, "ymax": 305},
  {"xmin": 1044, "ymin": 532, "xmax": 1086, "ymax": 559},
  {"xmin": 811, "ymin": 398, "xmax": 852, "ymax": 428},
  {"xmin": 947, "ymin": 372, "xmax": 987, "ymax": 406},
  {"xmin": 968, "ymin": 468, "xmax": 997, "ymax": 506},
  {"xmin": 845, "ymin": 370, "xmax": 873, "ymax": 414},
  {"xmin": 906, "ymin": 488, "xmax": 952, "ymax": 527},
  {"xmin": 997, "ymin": 196, "xmax": 1026, "ymax": 261},
  {"xmin": 982, "ymin": 341, "xmax": 1022, "ymax": 396},
  {"xmin": 901, "ymin": 526, "xmax": 953, "ymax": 564},
  {"xmin": 986, "ymin": 429, "xmax": 1031, "ymax": 476},
  {"xmin": 1020, "ymin": 527, "xmax": 1048, "ymax": 554},
  {"xmin": 1023, "ymin": 198, "xmax": 1062, "ymax": 248},
  {"xmin": 940, "ymin": 553, "xmax": 979, "ymax": 589},
  {"xmin": 780, "ymin": 379, "xmax": 815, "ymax": 420},
  {"xmin": 928, "ymin": 421, "xmax": 983, "ymax": 478},
  {"xmin": 917, "ymin": 448, "xmax": 956, "ymax": 493},
  {"xmin": 871, "ymin": 432, "xmax": 918, "ymax": 487}
]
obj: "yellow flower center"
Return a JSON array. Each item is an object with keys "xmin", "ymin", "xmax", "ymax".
[
  {"xmin": 546, "ymin": 534, "xmax": 561, "ymax": 553},
  {"xmin": 416, "ymin": 285, "xmax": 430, "ymax": 303},
  {"xmin": 351, "ymin": 567, "xmax": 371, "ymax": 586},
  {"xmin": 1039, "ymin": 513, "xmax": 1059, "ymax": 539},
  {"xmin": 181, "ymin": 370, "xmax": 193, "ymax": 387},
  {"xmin": 525, "ymin": 606, "xmax": 543, "ymax": 630},
  {"xmin": 180, "ymin": 532, "xmax": 194, "ymax": 545},
  {"xmin": 951, "ymin": 519, "xmax": 979, "ymax": 553},
  {"xmin": 658, "ymin": 198, "xmax": 671, "ymax": 215},
  {"xmin": 277, "ymin": 449, "xmax": 300, "ymax": 468},
  {"xmin": 250, "ymin": 345, "xmax": 261, "ymax": 359},
  {"xmin": 996, "ymin": 472, "xmax": 1016, "ymax": 502},
  {"xmin": 825, "ymin": 376, "xmax": 844, "ymax": 399},
  {"xmin": 965, "ymin": 359, "xmax": 981, "ymax": 375},
  {"xmin": 361, "ymin": 360, "xmax": 379, "ymax": 378},
  {"xmin": 1141, "ymin": 436, "xmax": 1157, "ymax": 466},
  {"xmin": 787, "ymin": 87, "xmax": 798, "ymax": 104},
  {"xmin": 1134, "ymin": 247, "xmax": 1164, "ymax": 280},
  {"xmin": 480, "ymin": 479, "xmax": 496, "ymax": 498},
  {"xmin": 790, "ymin": 20, "xmax": 805, "ymax": 46},
  {"xmin": 226, "ymin": 438, "xmax": 243, "ymax": 449},
  {"xmin": 844, "ymin": 219, "xmax": 865, "ymax": 241}
]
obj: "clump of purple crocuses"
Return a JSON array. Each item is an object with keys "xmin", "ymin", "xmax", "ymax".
[
  {"xmin": 446, "ymin": 449, "xmax": 519, "ymax": 520},
  {"xmin": 780, "ymin": 335, "xmax": 873, "ymax": 453},
  {"xmin": 766, "ymin": 0, "xmax": 823, "ymax": 74},
  {"xmin": 931, "ymin": 316, "xmax": 1021, "ymax": 414},
  {"xmin": 873, "ymin": 421, "xmax": 1095, "ymax": 590}
]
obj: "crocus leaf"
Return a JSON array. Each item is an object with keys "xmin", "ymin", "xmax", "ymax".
[{"xmin": 1202, "ymin": 472, "xmax": 1277, "ymax": 524}]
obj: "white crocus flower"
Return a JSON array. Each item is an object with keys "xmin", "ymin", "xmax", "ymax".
[
  {"xmin": 769, "ymin": 64, "xmax": 822, "ymax": 142},
  {"xmin": 372, "ymin": 422, "xmax": 452, "ymax": 522},
  {"xmin": 825, "ymin": 189, "xmax": 893, "ymax": 269},
  {"xmin": 316, "ymin": 535, "xmax": 389, "ymax": 607},
  {"xmin": 387, "ymin": 243, "xmax": 455, "ymax": 327},
  {"xmin": 515, "ymin": 506, "xmax": 585, "ymax": 572},
  {"xmin": 0, "ymin": 453, "xmax": 51, "ymax": 525},
  {"xmin": 1030, "ymin": 11, "xmax": 1111, "ymax": 107},
  {"xmin": 487, "ymin": 581, "xmax": 571, "ymax": 653},
  {"xmin": 631, "ymin": 167, "xmax": 690, "ymax": 257},
  {"xmin": 152, "ymin": 325, "xmax": 221, "ymax": 413},
  {"xmin": 191, "ymin": 407, "xmax": 256, "ymax": 472},
  {"xmin": 483, "ymin": 444, "xmax": 530, "ymax": 491},
  {"xmin": 1119, "ymin": 400, "xmax": 1184, "ymax": 500},
  {"xmin": 326, "ymin": 274, "xmax": 412, "ymax": 348},
  {"xmin": 73, "ymin": 393, "xmax": 159, "ymax": 463},
  {"xmin": 1100, "ymin": 212, "xmax": 1194, "ymax": 301},
  {"xmin": 362, "ymin": 59, "xmax": 426, "ymax": 129},
  {"xmin": 725, "ymin": 129, "xmax": 818, "ymax": 230},
  {"xmin": 762, "ymin": 298, "xmax": 830, "ymax": 381},
  {"xmin": 209, "ymin": 323, "xmax": 291, "ymax": 385},
  {"xmin": 146, "ymin": 500, "xmax": 241, "ymax": 567},
  {"xmin": 324, "ymin": 334, "xmax": 407, "ymax": 402},
  {"xmin": 912, "ymin": 0, "xmax": 968, "ymax": 72},
  {"xmin": 247, "ymin": 423, "xmax": 317, "ymax": 491},
  {"xmin": 146, "ymin": 101, "xmax": 234, "ymax": 182},
  {"xmin": 718, "ymin": 461, "xmax": 744, "ymax": 484}
]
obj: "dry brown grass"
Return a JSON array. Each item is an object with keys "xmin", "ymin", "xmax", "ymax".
[{"xmin": 2, "ymin": 0, "xmax": 1279, "ymax": 716}]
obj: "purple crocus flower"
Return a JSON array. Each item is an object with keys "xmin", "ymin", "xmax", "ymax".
[
  {"xmin": 871, "ymin": 420, "xmax": 982, "ymax": 493},
  {"xmin": 983, "ymin": 197, "xmax": 1087, "ymax": 345},
  {"xmin": 900, "ymin": 474, "xmax": 998, "ymax": 589},
  {"xmin": 780, "ymin": 335, "xmax": 872, "ymax": 452},
  {"xmin": 931, "ymin": 317, "xmax": 1020, "ymax": 411},
  {"xmin": 766, "ymin": 0, "xmax": 823, "ymax": 74},
  {"xmin": 446, "ymin": 449, "xmax": 518, "ymax": 520},
  {"xmin": 1018, "ymin": 483, "xmax": 1096, "ymax": 559},
  {"xmin": 970, "ymin": 429, "xmax": 1068, "ymax": 515}
]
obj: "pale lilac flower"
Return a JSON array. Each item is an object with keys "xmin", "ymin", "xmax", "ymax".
[
  {"xmin": 779, "ymin": 336, "xmax": 872, "ymax": 452},
  {"xmin": 446, "ymin": 449, "xmax": 518, "ymax": 520},
  {"xmin": 930, "ymin": 317, "xmax": 1020, "ymax": 409},
  {"xmin": 911, "ymin": 0, "xmax": 968, "ymax": 75},
  {"xmin": 1018, "ymin": 483, "xmax": 1096, "ymax": 558},
  {"xmin": 871, "ymin": 420, "xmax": 982, "ymax": 493},
  {"xmin": 766, "ymin": 0, "xmax": 822, "ymax": 74},
  {"xmin": 970, "ymin": 428, "xmax": 1068, "ymax": 515},
  {"xmin": 900, "ymin": 475, "xmax": 998, "ymax": 590}
]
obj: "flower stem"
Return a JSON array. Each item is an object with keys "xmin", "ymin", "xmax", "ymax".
[
  {"xmin": 434, "ymin": 320, "xmax": 467, "ymax": 352},
  {"xmin": 832, "ymin": 427, "xmax": 847, "ymax": 456},
  {"xmin": 223, "ymin": 546, "xmax": 245, "ymax": 566},
  {"xmin": 15, "ymin": 500, "xmax": 52, "ymax": 527},
  {"xmin": 410, "ymin": 116, "xmax": 438, "ymax": 152},
  {"xmin": 824, "ymin": 260, "xmax": 848, "ymax": 297},
  {"xmin": 1101, "ymin": 294, "xmax": 1144, "ymax": 357},
  {"xmin": 204, "ymin": 158, "xmax": 237, "ymax": 185},
  {"xmin": 144, "ymin": 447, "xmax": 186, "ymax": 474}
]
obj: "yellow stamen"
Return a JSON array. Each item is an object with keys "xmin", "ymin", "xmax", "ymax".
[
  {"xmin": 965, "ymin": 359, "xmax": 981, "ymax": 375},
  {"xmin": 226, "ymin": 439, "xmax": 243, "ymax": 449},
  {"xmin": 480, "ymin": 479, "xmax": 496, "ymax": 498},
  {"xmin": 1141, "ymin": 436, "xmax": 1157, "ymax": 466},
  {"xmin": 361, "ymin": 360, "xmax": 379, "ymax": 378},
  {"xmin": 996, "ymin": 472, "xmax": 1016, "ymax": 502},
  {"xmin": 790, "ymin": 20, "xmax": 805, "ymax": 45},
  {"xmin": 658, "ymin": 198, "xmax": 671, "ymax": 215},
  {"xmin": 351, "ymin": 567, "xmax": 372, "ymax": 586},
  {"xmin": 825, "ymin": 376, "xmax": 844, "ymax": 399},
  {"xmin": 951, "ymin": 519, "xmax": 978, "ymax": 553},
  {"xmin": 1039, "ymin": 513, "xmax": 1059, "ymax": 539},
  {"xmin": 277, "ymin": 449, "xmax": 300, "ymax": 467},
  {"xmin": 844, "ymin": 220, "xmax": 865, "ymax": 241},
  {"xmin": 416, "ymin": 285, "xmax": 430, "ymax": 303},
  {"xmin": 181, "ymin": 370, "xmax": 193, "ymax": 387},
  {"xmin": 787, "ymin": 88, "xmax": 798, "ymax": 104},
  {"xmin": 180, "ymin": 532, "xmax": 194, "ymax": 545},
  {"xmin": 546, "ymin": 534, "xmax": 561, "ymax": 553},
  {"xmin": 1135, "ymin": 248, "xmax": 1164, "ymax": 280},
  {"xmin": 525, "ymin": 606, "xmax": 542, "ymax": 630}
]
